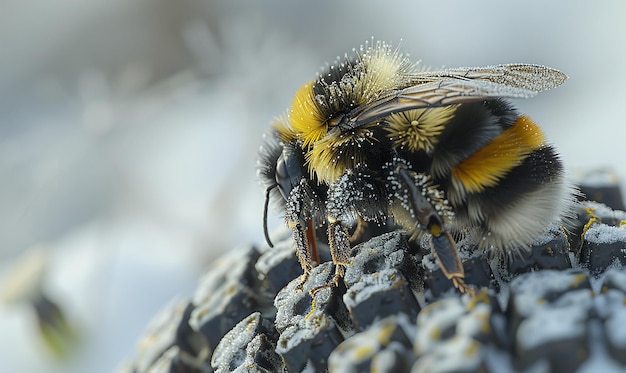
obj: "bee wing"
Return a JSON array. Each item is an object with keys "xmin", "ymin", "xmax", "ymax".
[
  {"xmin": 413, "ymin": 64, "xmax": 568, "ymax": 93},
  {"xmin": 347, "ymin": 64, "xmax": 567, "ymax": 128}
]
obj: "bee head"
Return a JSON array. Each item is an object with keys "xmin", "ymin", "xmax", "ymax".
[{"xmin": 258, "ymin": 126, "xmax": 310, "ymax": 248}]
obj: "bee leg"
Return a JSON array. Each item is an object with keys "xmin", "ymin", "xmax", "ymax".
[
  {"xmin": 349, "ymin": 215, "xmax": 368, "ymax": 243},
  {"xmin": 429, "ymin": 230, "xmax": 473, "ymax": 294},
  {"xmin": 291, "ymin": 220, "xmax": 315, "ymax": 291},
  {"xmin": 309, "ymin": 169, "xmax": 387, "ymax": 296},
  {"xmin": 394, "ymin": 167, "xmax": 474, "ymax": 294},
  {"xmin": 306, "ymin": 219, "xmax": 321, "ymax": 265},
  {"xmin": 284, "ymin": 180, "xmax": 322, "ymax": 292},
  {"xmin": 328, "ymin": 219, "xmax": 351, "ymax": 285},
  {"xmin": 310, "ymin": 218, "xmax": 350, "ymax": 296}
]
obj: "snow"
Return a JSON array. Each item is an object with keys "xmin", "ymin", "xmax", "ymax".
[{"xmin": 585, "ymin": 224, "xmax": 626, "ymax": 245}]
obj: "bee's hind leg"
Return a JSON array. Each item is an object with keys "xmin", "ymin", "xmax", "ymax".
[
  {"xmin": 391, "ymin": 163, "xmax": 475, "ymax": 294},
  {"xmin": 430, "ymin": 231, "xmax": 474, "ymax": 295}
]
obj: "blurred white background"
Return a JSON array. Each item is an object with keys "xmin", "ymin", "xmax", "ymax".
[{"xmin": 0, "ymin": 1, "xmax": 624, "ymax": 371}]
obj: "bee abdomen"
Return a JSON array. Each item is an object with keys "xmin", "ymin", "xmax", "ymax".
[
  {"xmin": 450, "ymin": 137, "xmax": 574, "ymax": 250},
  {"xmin": 407, "ymin": 98, "xmax": 575, "ymax": 251}
]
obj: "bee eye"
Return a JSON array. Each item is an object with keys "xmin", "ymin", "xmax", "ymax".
[
  {"xmin": 275, "ymin": 155, "xmax": 291, "ymax": 200},
  {"xmin": 275, "ymin": 146, "xmax": 306, "ymax": 201}
]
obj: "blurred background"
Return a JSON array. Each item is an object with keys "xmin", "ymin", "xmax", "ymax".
[{"xmin": 0, "ymin": 0, "xmax": 624, "ymax": 371}]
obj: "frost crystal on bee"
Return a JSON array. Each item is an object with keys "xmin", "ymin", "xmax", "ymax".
[{"xmin": 258, "ymin": 40, "xmax": 576, "ymax": 294}]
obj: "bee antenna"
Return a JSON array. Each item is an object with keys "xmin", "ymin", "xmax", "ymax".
[{"xmin": 263, "ymin": 184, "xmax": 278, "ymax": 248}]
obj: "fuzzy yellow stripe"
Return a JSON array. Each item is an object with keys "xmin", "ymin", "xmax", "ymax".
[
  {"xmin": 288, "ymin": 81, "xmax": 327, "ymax": 147},
  {"xmin": 451, "ymin": 115, "xmax": 545, "ymax": 193}
]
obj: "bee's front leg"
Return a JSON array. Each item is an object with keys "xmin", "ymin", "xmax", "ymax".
[
  {"xmin": 285, "ymin": 181, "xmax": 322, "ymax": 292},
  {"xmin": 289, "ymin": 220, "xmax": 314, "ymax": 290}
]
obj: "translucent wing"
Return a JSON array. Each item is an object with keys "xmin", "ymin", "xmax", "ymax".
[
  {"xmin": 412, "ymin": 64, "xmax": 568, "ymax": 93},
  {"xmin": 345, "ymin": 64, "xmax": 567, "ymax": 129}
]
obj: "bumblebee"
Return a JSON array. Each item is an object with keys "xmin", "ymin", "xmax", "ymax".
[{"xmin": 258, "ymin": 41, "xmax": 576, "ymax": 294}]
